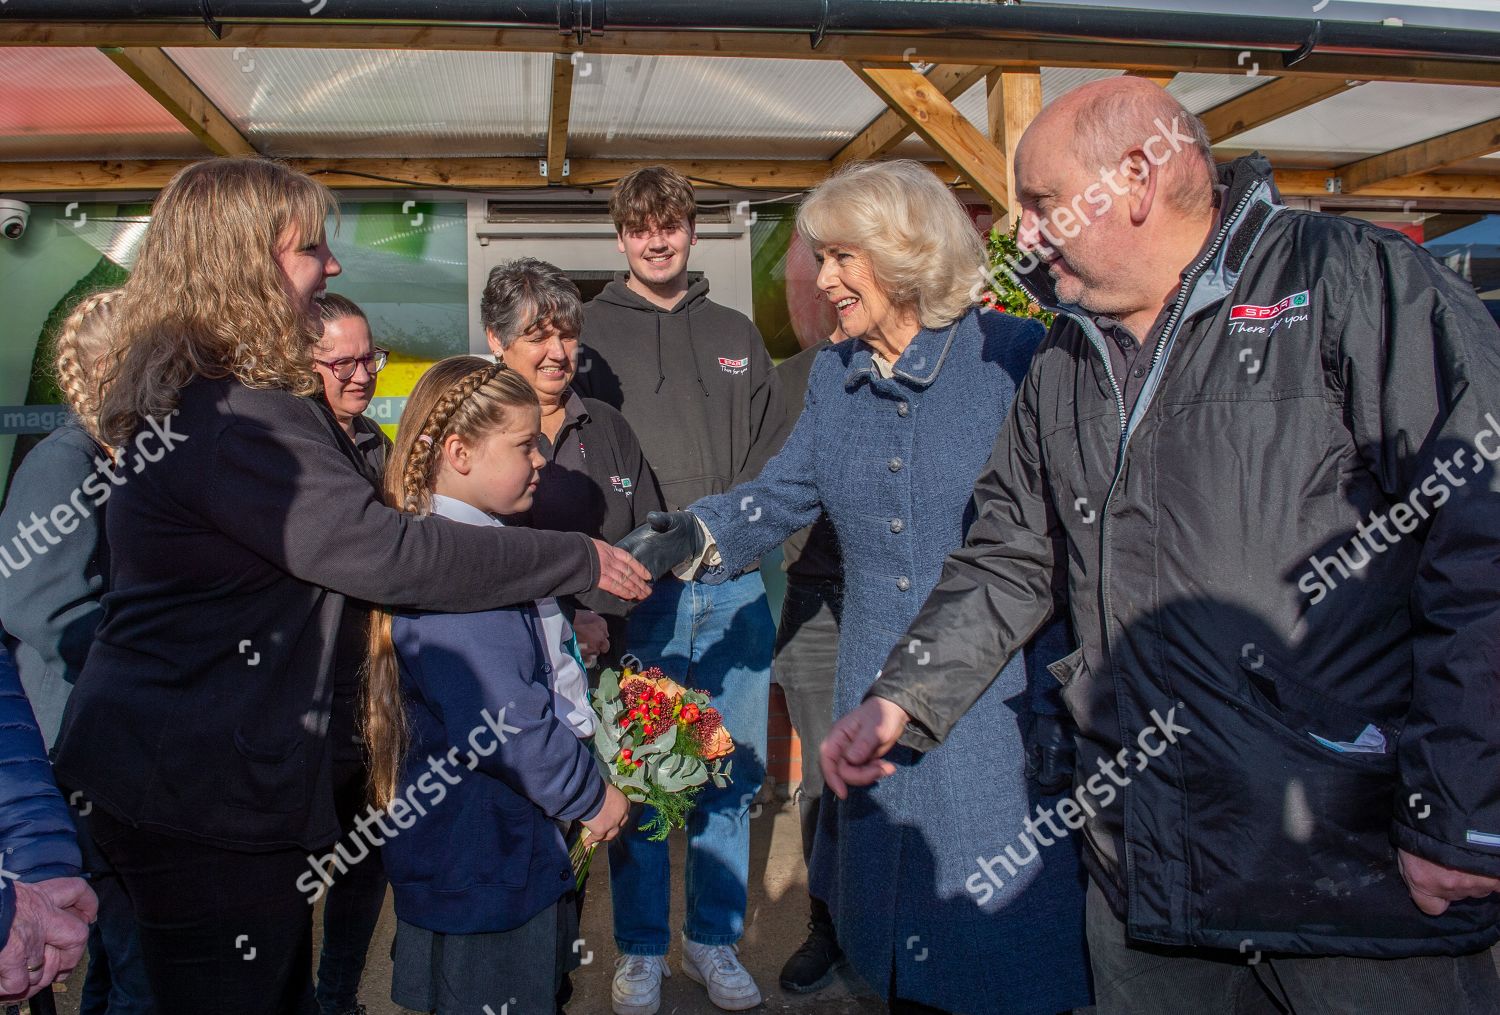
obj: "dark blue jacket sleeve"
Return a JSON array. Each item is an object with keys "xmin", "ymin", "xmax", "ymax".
[
  {"xmin": 0, "ymin": 635, "xmax": 82, "ymax": 950},
  {"xmin": 398, "ymin": 612, "xmax": 607, "ymax": 824}
]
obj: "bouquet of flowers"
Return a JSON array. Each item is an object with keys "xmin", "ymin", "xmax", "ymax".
[{"xmin": 570, "ymin": 665, "xmax": 734, "ymax": 887}]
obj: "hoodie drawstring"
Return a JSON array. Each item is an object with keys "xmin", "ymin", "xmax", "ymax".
[
  {"xmin": 654, "ymin": 314, "xmax": 665, "ymax": 394},
  {"xmin": 685, "ymin": 312, "xmax": 710, "ymax": 398},
  {"xmin": 652, "ymin": 309, "xmax": 710, "ymax": 398}
]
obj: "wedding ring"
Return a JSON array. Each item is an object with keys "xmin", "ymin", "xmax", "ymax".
[{"xmin": 26, "ymin": 961, "xmax": 41, "ymax": 972}]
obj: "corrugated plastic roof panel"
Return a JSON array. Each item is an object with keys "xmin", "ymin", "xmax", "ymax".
[
  {"xmin": 0, "ymin": 48, "xmax": 203, "ymax": 161},
  {"xmin": 1222, "ymin": 81, "xmax": 1500, "ymax": 158},
  {"xmin": 567, "ymin": 56, "xmax": 887, "ymax": 160},
  {"xmin": 164, "ymin": 48, "xmax": 551, "ymax": 157}
]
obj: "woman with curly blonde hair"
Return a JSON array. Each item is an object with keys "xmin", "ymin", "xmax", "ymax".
[{"xmin": 50, "ymin": 157, "xmax": 651, "ymax": 1014}]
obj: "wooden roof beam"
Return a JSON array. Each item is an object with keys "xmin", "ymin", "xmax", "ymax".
[
  {"xmin": 986, "ymin": 69, "xmax": 1042, "ymax": 225},
  {"xmin": 6, "ymin": 159, "xmax": 1500, "ymax": 206},
  {"xmin": 834, "ymin": 63, "xmax": 988, "ymax": 170},
  {"xmin": 1126, "ymin": 70, "xmax": 1177, "ymax": 89},
  {"xmin": 1200, "ymin": 77, "xmax": 1359, "ymax": 144},
  {"xmin": 100, "ymin": 46, "xmax": 256, "ymax": 157},
  {"xmin": 546, "ymin": 53, "xmax": 574, "ymax": 184},
  {"xmin": 849, "ymin": 62, "xmax": 1010, "ymax": 215},
  {"xmin": 1336, "ymin": 114, "xmax": 1500, "ymax": 193},
  {"xmin": 0, "ymin": 157, "xmax": 834, "ymax": 193}
]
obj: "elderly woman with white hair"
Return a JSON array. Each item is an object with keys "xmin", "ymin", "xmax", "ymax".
[{"xmin": 620, "ymin": 160, "xmax": 1092, "ymax": 1014}]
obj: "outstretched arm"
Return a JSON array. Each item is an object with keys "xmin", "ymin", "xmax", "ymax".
[{"xmin": 823, "ymin": 351, "xmax": 1065, "ymax": 795}]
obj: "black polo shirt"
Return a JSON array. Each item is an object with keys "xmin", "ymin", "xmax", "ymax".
[
  {"xmin": 1095, "ymin": 188, "xmax": 1226, "ymax": 414},
  {"xmin": 509, "ymin": 387, "xmax": 667, "ymax": 663},
  {"xmin": 306, "ymin": 398, "xmax": 392, "ymax": 763}
]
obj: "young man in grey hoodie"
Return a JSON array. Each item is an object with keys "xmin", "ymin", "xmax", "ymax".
[{"xmin": 577, "ymin": 166, "xmax": 784, "ymax": 1015}]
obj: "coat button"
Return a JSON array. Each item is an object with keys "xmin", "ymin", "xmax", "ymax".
[
  {"xmin": 896, "ymin": 576, "xmax": 911, "ymax": 591},
  {"xmin": 890, "ymin": 518, "xmax": 904, "ymax": 533},
  {"xmin": 888, "ymin": 457, "xmax": 903, "ymax": 472},
  {"xmin": 560, "ymin": 871, "xmax": 570, "ymax": 881},
  {"xmin": 897, "ymin": 402, "xmax": 909, "ymax": 417}
]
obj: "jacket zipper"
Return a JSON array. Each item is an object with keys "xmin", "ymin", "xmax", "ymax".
[{"xmin": 1016, "ymin": 184, "xmax": 1260, "ymax": 919}]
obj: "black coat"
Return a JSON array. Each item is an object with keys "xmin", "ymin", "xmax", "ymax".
[
  {"xmin": 53, "ymin": 377, "xmax": 601, "ymax": 852},
  {"xmin": 869, "ymin": 155, "xmax": 1500, "ymax": 958}
]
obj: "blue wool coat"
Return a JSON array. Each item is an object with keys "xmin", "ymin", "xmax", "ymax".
[{"xmin": 691, "ymin": 308, "xmax": 1091, "ymax": 1014}]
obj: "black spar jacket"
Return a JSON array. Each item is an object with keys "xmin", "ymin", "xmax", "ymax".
[{"xmin": 868, "ymin": 155, "xmax": 1500, "ymax": 958}]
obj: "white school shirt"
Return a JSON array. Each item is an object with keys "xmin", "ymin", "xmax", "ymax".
[{"xmin": 428, "ymin": 495, "xmax": 595, "ymax": 738}]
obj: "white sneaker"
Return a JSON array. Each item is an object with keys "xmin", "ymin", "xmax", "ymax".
[
  {"xmin": 612, "ymin": 953, "xmax": 670, "ymax": 1015},
  {"xmin": 680, "ymin": 935, "xmax": 763, "ymax": 1011}
]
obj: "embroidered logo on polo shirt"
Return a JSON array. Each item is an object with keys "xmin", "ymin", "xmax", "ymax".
[
  {"xmin": 1229, "ymin": 290, "xmax": 1308, "ymax": 322},
  {"xmin": 609, "ymin": 475, "xmax": 634, "ymax": 496},
  {"xmin": 718, "ymin": 356, "xmax": 749, "ymax": 375}
]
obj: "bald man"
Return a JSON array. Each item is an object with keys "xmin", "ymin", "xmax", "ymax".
[{"xmin": 821, "ymin": 77, "xmax": 1500, "ymax": 1012}]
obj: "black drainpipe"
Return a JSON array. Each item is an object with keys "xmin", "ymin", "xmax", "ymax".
[{"xmin": 7, "ymin": 0, "xmax": 1500, "ymax": 63}]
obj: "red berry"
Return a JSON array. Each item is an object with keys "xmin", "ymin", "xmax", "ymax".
[{"xmin": 620, "ymin": 749, "xmax": 632, "ymax": 760}]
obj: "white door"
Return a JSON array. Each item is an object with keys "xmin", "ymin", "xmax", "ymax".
[{"xmin": 466, "ymin": 198, "xmax": 753, "ymax": 353}]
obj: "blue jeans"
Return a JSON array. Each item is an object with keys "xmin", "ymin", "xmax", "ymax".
[
  {"xmin": 76, "ymin": 804, "xmax": 156, "ymax": 1015},
  {"xmin": 609, "ymin": 573, "xmax": 773, "ymax": 954},
  {"xmin": 79, "ymin": 871, "xmax": 157, "ymax": 1015}
]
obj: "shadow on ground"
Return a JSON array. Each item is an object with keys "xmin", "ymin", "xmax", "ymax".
[{"xmin": 46, "ymin": 795, "xmax": 883, "ymax": 1014}]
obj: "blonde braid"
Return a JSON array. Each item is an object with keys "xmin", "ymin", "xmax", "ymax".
[
  {"xmin": 398, "ymin": 363, "xmax": 505, "ymax": 513},
  {"xmin": 52, "ymin": 290, "xmax": 121, "ymax": 449}
]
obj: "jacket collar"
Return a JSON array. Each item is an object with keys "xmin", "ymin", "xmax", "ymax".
[{"xmin": 844, "ymin": 312, "xmax": 966, "ymax": 391}]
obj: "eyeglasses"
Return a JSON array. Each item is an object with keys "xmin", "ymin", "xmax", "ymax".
[{"xmin": 314, "ymin": 348, "xmax": 389, "ymax": 382}]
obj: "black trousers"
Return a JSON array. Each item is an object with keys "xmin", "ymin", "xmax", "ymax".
[
  {"xmin": 89, "ymin": 807, "xmax": 318, "ymax": 1015},
  {"xmin": 1087, "ymin": 878, "xmax": 1500, "ymax": 1015},
  {"xmin": 772, "ymin": 579, "xmax": 842, "ymax": 870}
]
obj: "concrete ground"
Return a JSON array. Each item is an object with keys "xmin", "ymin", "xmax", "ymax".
[
  {"xmin": 43, "ymin": 791, "xmax": 884, "ymax": 1014},
  {"xmin": 37, "ymin": 795, "xmax": 1500, "ymax": 1014}
]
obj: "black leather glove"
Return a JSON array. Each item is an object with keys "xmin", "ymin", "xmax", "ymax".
[
  {"xmin": 614, "ymin": 511, "xmax": 707, "ymax": 582},
  {"xmin": 1025, "ymin": 712, "xmax": 1077, "ymax": 796}
]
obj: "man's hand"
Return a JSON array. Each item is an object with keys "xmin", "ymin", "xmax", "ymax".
[
  {"xmin": 1397, "ymin": 849, "xmax": 1500, "ymax": 916},
  {"xmin": 571, "ymin": 610, "xmax": 610, "ymax": 666},
  {"xmin": 819, "ymin": 696, "xmax": 909, "ymax": 799},
  {"xmin": 615, "ymin": 511, "xmax": 707, "ymax": 581},
  {"xmin": 0, "ymin": 878, "xmax": 95, "ymax": 1000},
  {"xmin": 591, "ymin": 540, "xmax": 652, "ymax": 601}
]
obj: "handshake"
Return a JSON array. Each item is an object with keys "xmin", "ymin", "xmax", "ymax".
[{"xmin": 614, "ymin": 511, "xmax": 708, "ymax": 581}]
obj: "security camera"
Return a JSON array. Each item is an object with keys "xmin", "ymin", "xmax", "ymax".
[{"xmin": 0, "ymin": 200, "xmax": 30, "ymax": 240}]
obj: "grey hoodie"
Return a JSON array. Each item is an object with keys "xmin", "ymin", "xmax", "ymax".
[{"xmin": 577, "ymin": 273, "xmax": 785, "ymax": 511}]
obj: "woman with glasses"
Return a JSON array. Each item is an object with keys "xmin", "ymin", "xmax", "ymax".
[
  {"xmin": 305, "ymin": 293, "xmax": 390, "ymax": 1015},
  {"xmin": 310, "ymin": 293, "xmax": 390, "ymax": 483}
]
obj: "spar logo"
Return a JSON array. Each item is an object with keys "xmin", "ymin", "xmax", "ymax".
[
  {"xmin": 718, "ymin": 356, "xmax": 748, "ymax": 375},
  {"xmin": 1229, "ymin": 290, "xmax": 1309, "ymax": 321}
]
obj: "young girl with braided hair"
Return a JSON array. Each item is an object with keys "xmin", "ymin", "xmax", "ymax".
[
  {"xmin": 367, "ymin": 356, "xmax": 629, "ymax": 1015},
  {"xmin": 0, "ymin": 290, "xmax": 159, "ymax": 1013}
]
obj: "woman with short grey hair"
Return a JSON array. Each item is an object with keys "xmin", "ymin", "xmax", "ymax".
[{"xmin": 481, "ymin": 257, "xmax": 668, "ymax": 667}]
